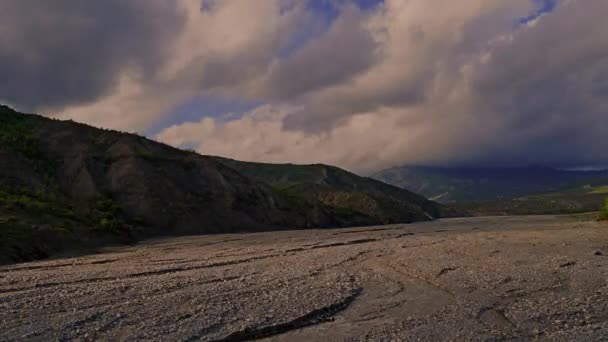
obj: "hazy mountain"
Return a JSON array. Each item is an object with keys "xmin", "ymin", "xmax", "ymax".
[
  {"xmin": 0, "ymin": 105, "xmax": 450, "ymax": 263},
  {"xmin": 373, "ymin": 165, "xmax": 608, "ymax": 203}
]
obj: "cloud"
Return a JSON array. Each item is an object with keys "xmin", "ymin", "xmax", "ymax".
[
  {"xmin": 0, "ymin": 0, "xmax": 182, "ymax": 111},
  {"xmin": 253, "ymin": 4, "xmax": 378, "ymax": 101},
  {"xmin": 2, "ymin": 0, "xmax": 608, "ymax": 172},
  {"xmin": 281, "ymin": 0, "xmax": 536, "ymax": 130},
  {"xmin": 0, "ymin": 0, "xmax": 312, "ymax": 130}
]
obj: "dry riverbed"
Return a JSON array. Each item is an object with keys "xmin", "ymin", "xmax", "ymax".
[{"xmin": 1, "ymin": 215, "xmax": 608, "ymax": 341}]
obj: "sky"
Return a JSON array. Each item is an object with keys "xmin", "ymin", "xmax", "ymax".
[{"xmin": 1, "ymin": 0, "xmax": 607, "ymax": 174}]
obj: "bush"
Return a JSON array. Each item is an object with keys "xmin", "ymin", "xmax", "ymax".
[
  {"xmin": 0, "ymin": 188, "xmax": 76, "ymax": 219},
  {"xmin": 599, "ymin": 198, "xmax": 608, "ymax": 221},
  {"xmin": 98, "ymin": 217, "xmax": 122, "ymax": 232}
]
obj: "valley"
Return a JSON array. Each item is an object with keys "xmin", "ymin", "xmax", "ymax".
[
  {"xmin": 373, "ymin": 165, "xmax": 608, "ymax": 216},
  {"xmin": 3, "ymin": 2, "xmax": 608, "ymax": 341},
  {"xmin": 2, "ymin": 215, "xmax": 608, "ymax": 341}
]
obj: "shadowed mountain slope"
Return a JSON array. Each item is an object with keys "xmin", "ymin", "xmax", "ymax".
[
  {"xmin": 215, "ymin": 158, "xmax": 459, "ymax": 224},
  {"xmin": 0, "ymin": 105, "xmax": 451, "ymax": 263}
]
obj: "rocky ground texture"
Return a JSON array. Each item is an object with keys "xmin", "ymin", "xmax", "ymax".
[{"xmin": 2, "ymin": 215, "xmax": 608, "ymax": 341}]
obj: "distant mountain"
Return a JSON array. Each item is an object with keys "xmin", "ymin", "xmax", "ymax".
[
  {"xmin": 372, "ymin": 165, "xmax": 608, "ymax": 203},
  {"xmin": 452, "ymin": 185, "xmax": 608, "ymax": 216},
  {"xmin": 0, "ymin": 105, "xmax": 451, "ymax": 263}
]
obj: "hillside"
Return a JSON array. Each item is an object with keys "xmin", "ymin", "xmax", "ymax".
[
  {"xmin": 215, "ymin": 158, "xmax": 458, "ymax": 224},
  {"xmin": 373, "ymin": 166, "xmax": 608, "ymax": 203},
  {"xmin": 453, "ymin": 185, "xmax": 608, "ymax": 216},
  {"xmin": 0, "ymin": 105, "xmax": 449, "ymax": 263}
]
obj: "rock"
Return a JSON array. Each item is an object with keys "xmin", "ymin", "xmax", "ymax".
[{"xmin": 559, "ymin": 261, "xmax": 576, "ymax": 268}]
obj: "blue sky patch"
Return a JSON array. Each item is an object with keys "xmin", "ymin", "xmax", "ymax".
[
  {"xmin": 278, "ymin": 0, "xmax": 383, "ymax": 58},
  {"xmin": 147, "ymin": 97, "xmax": 262, "ymax": 136},
  {"xmin": 519, "ymin": 0, "xmax": 557, "ymax": 24}
]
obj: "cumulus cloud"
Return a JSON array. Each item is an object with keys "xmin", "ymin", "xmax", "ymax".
[
  {"xmin": 2, "ymin": 0, "xmax": 607, "ymax": 172},
  {"xmin": 158, "ymin": 0, "xmax": 608, "ymax": 172},
  {"xmin": 0, "ymin": 0, "xmax": 311, "ymax": 129}
]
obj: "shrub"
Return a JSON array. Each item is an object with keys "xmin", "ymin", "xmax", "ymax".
[
  {"xmin": 599, "ymin": 198, "xmax": 608, "ymax": 221},
  {"xmin": 96, "ymin": 197, "xmax": 121, "ymax": 216},
  {"xmin": 98, "ymin": 217, "xmax": 122, "ymax": 232}
]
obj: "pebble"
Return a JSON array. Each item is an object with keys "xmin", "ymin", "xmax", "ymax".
[{"xmin": 2, "ymin": 216, "xmax": 608, "ymax": 341}]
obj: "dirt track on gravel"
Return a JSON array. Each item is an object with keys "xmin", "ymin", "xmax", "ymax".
[{"xmin": 2, "ymin": 215, "xmax": 608, "ymax": 341}]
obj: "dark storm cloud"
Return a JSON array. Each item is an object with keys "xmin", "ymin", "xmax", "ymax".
[
  {"xmin": 467, "ymin": 0, "xmax": 608, "ymax": 167},
  {"xmin": 0, "ymin": 0, "xmax": 183, "ymax": 110}
]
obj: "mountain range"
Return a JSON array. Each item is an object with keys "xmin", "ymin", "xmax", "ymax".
[
  {"xmin": 0, "ymin": 105, "xmax": 451, "ymax": 263},
  {"xmin": 373, "ymin": 165, "xmax": 608, "ymax": 203},
  {"xmin": 373, "ymin": 165, "xmax": 608, "ymax": 216}
]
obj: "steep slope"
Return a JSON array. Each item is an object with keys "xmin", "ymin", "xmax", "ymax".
[
  {"xmin": 215, "ymin": 158, "xmax": 458, "ymax": 224},
  {"xmin": 0, "ymin": 105, "xmax": 447, "ymax": 263},
  {"xmin": 0, "ymin": 105, "xmax": 322, "ymax": 262},
  {"xmin": 373, "ymin": 166, "xmax": 608, "ymax": 203}
]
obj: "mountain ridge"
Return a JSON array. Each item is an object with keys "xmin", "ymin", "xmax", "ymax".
[
  {"xmin": 0, "ymin": 105, "xmax": 451, "ymax": 263},
  {"xmin": 214, "ymin": 157, "xmax": 460, "ymax": 223}
]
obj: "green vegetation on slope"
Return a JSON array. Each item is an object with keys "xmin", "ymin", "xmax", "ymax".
[
  {"xmin": 0, "ymin": 106, "xmax": 148, "ymax": 262},
  {"xmin": 454, "ymin": 192, "xmax": 608, "ymax": 216},
  {"xmin": 590, "ymin": 186, "xmax": 608, "ymax": 195},
  {"xmin": 453, "ymin": 184, "xmax": 608, "ymax": 216},
  {"xmin": 0, "ymin": 106, "xmax": 42, "ymax": 159},
  {"xmin": 599, "ymin": 198, "xmax": 608, "ymax": 221},
  {"xmin": 0, "ymin": 106, "xmax": 57, "ymax": 177},
  {"xmin": 0, "ymin": 184, "xmax": 142, "ymax": 263}
]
